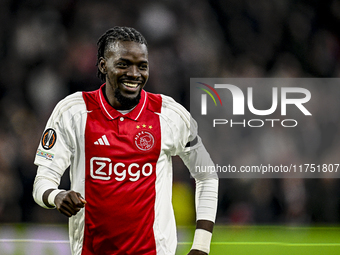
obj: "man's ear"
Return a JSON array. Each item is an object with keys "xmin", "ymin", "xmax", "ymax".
[{"xmin": 98, "ymin": 57, "xmax": 107, "ymax": 74}]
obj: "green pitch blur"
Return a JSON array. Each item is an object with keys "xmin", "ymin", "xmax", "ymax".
[
  {"xmin": 1, "ymin": 224, "xmax": 340, "ymax": 254},
  {"xmin": 176, "ymin": 225, "xmax": 340, "ymax": 255}
]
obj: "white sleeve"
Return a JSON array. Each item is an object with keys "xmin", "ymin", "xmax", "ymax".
[
  {"xmin": 160, "ymin": 95, "xmax": 218, "ymax": 223},
  {"xmin": 195, "ymin": 178, "xmax": 218, "ymax": 222},
  {"xmin": 34, "ymin": 93, "xmax": 83, "ymax": 173},
  {"xmin": 178, "ymin": 137, "xmax": 219, "ymax": 223},
  {"xmin": 33, "ymin": 165, "xmax": 63, "ymax": 209},
  {"xmin": 33, "ymin": 93, "xmax": 84, "ymax": 208}
]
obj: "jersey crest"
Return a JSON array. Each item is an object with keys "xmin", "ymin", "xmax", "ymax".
[{"xmin": 134, "ymin": 123, "xmax": 155, "ymax": 151}]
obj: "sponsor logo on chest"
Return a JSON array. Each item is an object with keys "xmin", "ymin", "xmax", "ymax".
[
  {"xmin": 90, "ymin": 157, "xmax": 153, "ymax": 182},
  {"xmin": 89, "ymin": 123, "xmax": 158, "ymax": 182}
]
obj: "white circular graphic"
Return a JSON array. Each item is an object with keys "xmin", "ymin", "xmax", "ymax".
[{"xmin": 134, "ymin": 131, "xmax": 155, "ymax": 151}]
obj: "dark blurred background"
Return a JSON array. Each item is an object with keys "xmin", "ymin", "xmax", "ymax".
[{"xmin": 0, "ymin": 0, "xmax": 340, "ymax": 225}]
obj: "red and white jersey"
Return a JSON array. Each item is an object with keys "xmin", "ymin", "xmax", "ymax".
[{"xmin": 34, "ymin": 84, "xmax": 217, "ymax": 255}]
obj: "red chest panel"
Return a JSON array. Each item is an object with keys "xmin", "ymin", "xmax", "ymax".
[{"xmin": 81, "ymin": 87, "xmax": 162, "ymax": 255}]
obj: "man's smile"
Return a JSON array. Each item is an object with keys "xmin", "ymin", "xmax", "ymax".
[
  {"xmin": 119, "ymin": 77, "xmax": 144, "ymax": 93},
  {"xmin": 122, "ymin": 82, "xmax": 140, "ymax": 88}
]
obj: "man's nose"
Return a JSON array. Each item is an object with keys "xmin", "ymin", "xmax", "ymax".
[{"xmin": 127, "ymin": 65, "xmax": 140, "ymax": 78}]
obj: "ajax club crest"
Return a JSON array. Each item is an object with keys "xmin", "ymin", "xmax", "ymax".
[
  {"xmin": 134, "ymin": 122, "xmax": 155, "ymax": 151},
  {"xmin": 134, "ymin": 124, "xmax": 155, "ymax": 151},
  {"xmin": 135, "ymin": 131, "xmax": 154, "ymax": 151}
]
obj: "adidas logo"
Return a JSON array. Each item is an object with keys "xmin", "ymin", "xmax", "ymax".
[{"xmin": 94, "ymin": 135, "xmax": 110, "ymax": 146}]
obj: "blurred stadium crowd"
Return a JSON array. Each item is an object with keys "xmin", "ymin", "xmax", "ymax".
[{"xmin": 0, "ymin": 0, "xmax": 340, "ymax": 225}]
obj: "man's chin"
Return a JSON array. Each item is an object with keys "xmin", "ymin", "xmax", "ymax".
[{"xmin": 114, "ymin": 88, "xmax": 142, "ymax": 109}]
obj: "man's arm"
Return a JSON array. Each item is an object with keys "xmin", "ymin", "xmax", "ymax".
[
  {"xmin": 33, "ymin": 166, "xmax": 86, "ymax": 217},
  {"xmin": 160, "ymin": 95, "xmax": 218, "ymax": 254},
  {"xmin": 196, "ymin": 219, "xmax": 214, "ymax": 232},
  {"xmin": 188, "ymin": 177, "xmax": 218, "ymax": 255},
  {"xmin": 42, "ymin": 189, "xmax": 87, "ymax": 217},
  {"xmin": 179, "ymin": 137, "xmax": 219, "ymax": 255},
  {"xmin": 188, "ymin": 220, "xmax": 214, "ymax": 255}
]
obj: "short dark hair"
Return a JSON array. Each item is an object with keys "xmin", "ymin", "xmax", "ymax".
[{"xmin": 96, "ymin": 26, "xmax": 148, "ymax": 81}]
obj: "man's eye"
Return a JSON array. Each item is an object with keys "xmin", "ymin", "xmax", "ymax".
[
  {"xmin": 117, "ymin": 62, "xmax": 127, "ymax": 68},
  {"xmin": 140, "ymin": 65, "xmax": 148, "ymax": 70}
]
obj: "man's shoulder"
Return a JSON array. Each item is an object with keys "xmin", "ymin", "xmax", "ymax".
[
  {"xmin": 142, "ymin": 91, "xmax": 161, "ymax": 113},
  {"xmin": 144, "ymin": 92, "xmax": 184, "ymax": 109},
  {"xmin": 148, "ymin": 93, "xmax": 191, "ymax": 129},
  {"xmin": 145, "ymin": 92, "xmax": 187, "ymax": 114},
  {"xmin": 159, "ymin": 94, "xmax": 189, "ymax": 117},
  {"xmin": 51, "ymin": 92, "xmax": 86, "ymax": 118}
]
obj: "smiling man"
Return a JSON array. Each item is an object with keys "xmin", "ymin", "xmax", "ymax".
[
  {"xmin": 33, "ymin": 27, "xmax": 218, "ymax": 255},
  {"xmin": 100, "ymin": 40, "xmax": 149, "ymax": 109}
]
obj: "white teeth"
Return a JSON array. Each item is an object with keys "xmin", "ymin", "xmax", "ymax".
[{"xmin": 123, "ymin": 82, "xmax": 138, "ymax": 88}]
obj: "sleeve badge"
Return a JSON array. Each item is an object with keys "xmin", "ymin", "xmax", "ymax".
[{"xmin": 41, "ymin": 128, "xmax": 57, "ymax": 150}]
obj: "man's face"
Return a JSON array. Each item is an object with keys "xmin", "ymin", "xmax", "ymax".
[{"xmin": 99, "ymin": 40, "xmax": 149, "ymax": 109}]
